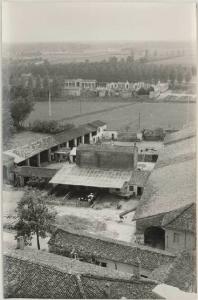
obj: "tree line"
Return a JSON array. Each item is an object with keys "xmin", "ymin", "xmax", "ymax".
[{"xmin": 8, "ymin": 56, "xmax": 196, "ymax": 100}]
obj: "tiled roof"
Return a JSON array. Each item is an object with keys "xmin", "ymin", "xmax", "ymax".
[
  {"xmin": 3, "ymin": 153, "xmax": 14, "ymax": 165},
  {"xmin": 164, "ymin": 126, "xmax": 196, "ymax": 145},
  {"xmin": 3, "ymin": 122, "xmax": 102, "ymax": 164},
  {"xmin": 4, "ymin": 249, "xmax": 158, "ymax": 299},
  {"xmin": 150, "ymin": 251, "xmax": 196, "ymax": 292},
  {"xmin": 162, "ymin": 204, "xmax": 196, "ymax": 233},
  {"xmin": 50, "ymin": 164, "xmax": 132, "ymax": 189},
  {"xmin": 49, "ymin": 227, "xmax": 175, "ymax": 272},
  {"xmin": 156, "ymin": 136, "xmax": 196, "ymax": 169},
  {"xmin": 130, "ymin": 170, "xmax": 151, "ymax": 187},
  {"xmin": 134, "ymin": 157, "xmax": 196, "ymax": 220},
  {"xmin": 134, "ymin": 131, "xmax": 196, "ymax": 221}
]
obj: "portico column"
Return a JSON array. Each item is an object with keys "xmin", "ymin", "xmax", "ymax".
[
  {"xmin": 19, "ymin": 176, "xmax": 24, "ymax": 187},
  {"xmin": 89, "ymin": 133, "xmax": 92, "ymax": 144},
  {"xmin": 37, "ymin": 153, "xmax": 41, "ymax": 167},
  {"xmin": 81, "ymin": 136, "xmax": 85, "ymax": 144},
  {"xmin": 74, "ymin": 138, "xmax": 77, "ymax": 147},
  {"xmin": 26, "ymin": 158, "xmax": 30, "ymax": 166},
  {"xmin": 48, "ymin": 149, "xmax": 51, "ymax": 162},
  {"xmin": 66, "ymin": 141, "xmax": 69, "ymax": 148},
  {"xmin": 57, "ymin": 144, "xmax": 61, "ymax": 150}
]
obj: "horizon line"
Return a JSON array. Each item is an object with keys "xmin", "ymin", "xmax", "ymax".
[{"xmin": 3, "ymin": 39, "xmax": 196, "ymax": 45}]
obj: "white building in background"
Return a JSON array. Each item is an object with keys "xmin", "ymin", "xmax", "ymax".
[
  {"xmin": 106, "ymin": 81, "xmax": 130, "ymax": 91},
  {"xmin": 62, "ymin": 79, "xmax": 97, "ymax": 96},
  {"xmin": 157, "ymin": 81, "xmax": 169, "ymax": 93}
]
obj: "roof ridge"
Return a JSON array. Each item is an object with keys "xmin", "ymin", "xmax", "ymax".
[
  {"xmin": 4, "ymin": 251, "xmax": 157, "ymax": 284},
  {"xmin": 54, "ymin": 226, "xmax": 175, "ymax": 257}
]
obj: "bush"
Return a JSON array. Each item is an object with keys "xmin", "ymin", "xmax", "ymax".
[
  {"xmin": 30, "ymin": 120, "xmax": 74, "ymax": 134},
  {"xmin": 137, "ymin": 87, "xmax": 152, "ymax": 95}
]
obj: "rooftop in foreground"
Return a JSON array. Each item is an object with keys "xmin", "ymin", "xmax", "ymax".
[{"xmin": 4, "ymin": 248, "xmax": 158, "ymax": 299}]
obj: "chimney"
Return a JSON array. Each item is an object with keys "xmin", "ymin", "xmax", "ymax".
[
  {"xmin": 104, "ymin": 283, "xmax": 111, "ymax": 298},
  {"xmin": 16, "ymin": 236, "xmax": 24, "ymax": 250},
  {"xmin": 133, "ymin": 256, "xmax": 141, "ymax": 280}
]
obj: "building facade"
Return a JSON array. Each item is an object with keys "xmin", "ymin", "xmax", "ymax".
[
  {"xmin": 48, "ymin": 227, "xmax": 175, "ymax": 278},
  {"xmin": 62, "ymin": 79, "xmax": 97, "ymax": 96}
]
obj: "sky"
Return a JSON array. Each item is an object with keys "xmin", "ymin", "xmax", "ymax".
[{"xmin": 2, "ymin": 1, "xmax": 196, "ymax": 43}]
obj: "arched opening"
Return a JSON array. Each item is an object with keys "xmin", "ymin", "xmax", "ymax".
[{"xmin": 144, "ymin": 226, "xmax": 165, "ymax": 250}]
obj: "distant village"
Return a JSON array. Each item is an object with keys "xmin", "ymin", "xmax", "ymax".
[{"xmin": 3, "ymin": 114, "xmax": 196, "ymax": 298}]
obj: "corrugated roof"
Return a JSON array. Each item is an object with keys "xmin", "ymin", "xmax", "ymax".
[
  {"xmin": 49, "ymin": 227, "xmax": 175, "ymax": 272},
  {"xmin": 50, "ymin": 164, "xmax": 132, "ymax": 188},
  {"xmin": 4, "ymin": 249, "xmax": 158, "ymax": 299}
]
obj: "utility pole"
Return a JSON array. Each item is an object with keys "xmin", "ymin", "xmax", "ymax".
[
  {"xmin": 48, "ymin": 90, "xmax": 52, "ymax": 117},
  {"xmin": 138, "ymin": 113, "xmax": 141, "ymax": 130},
  {"xmin": 79, "ymin": 97, "xmax": 82, "ymax": 114}
]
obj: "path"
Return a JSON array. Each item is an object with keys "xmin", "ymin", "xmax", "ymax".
[{"xmin": 58, "ymin": 101, "xmax": 137, "ymax": 125}]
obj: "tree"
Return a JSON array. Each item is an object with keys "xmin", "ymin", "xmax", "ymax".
[
  {"xmin": 177, "ymin": 67, "xmax": 184, "ymax": 84},
  {"xmin": 51, "ymin": 75, "xmax": 61, "ymax": 98},
  {"xmin": 15, "ymin": 189, "xmax": 57, "ymax": 250},
  {"xmin": 30, "ymin": 119, "xmax": 74, "ymax": 134},
  {"xmin": 10, "ymin": 96, "xmax": 34, "ymax": 128},
  {"xmin": 185, "ymin": 70, "xmax": 192, "ymax": 83},
  {"xmin": 169, "ymin": 68, "xmax": 177, "ymax": 84},
  {"xmin": 2, "ymin": 87, "xmax": 15, "ymax": 145}
]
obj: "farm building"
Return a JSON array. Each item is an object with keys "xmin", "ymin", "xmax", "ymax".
[
  {"xmin": 3, "ymin": 154, "xmax": 15, "ymax": 183},
  {"xmin": 3, "ymin": 121, "xmax": 106, "ymax": 185},
  {"xmin": 48, "ymin": 226, "xmax": 175, "ymax": 278},
  {"xmin": 103, "ymin": 129, "xmax": 118, "ymax": 140},
  {"xmin": 50, "ymin": 143, "xmax": 141, "ymax": 197},
  {"xmin": 133, "ymin": 126, "xmax": 196, "ymax": 253},
  {"xmin": 4, "ymin": 248, "xmax": 159, "ymax": 299}
]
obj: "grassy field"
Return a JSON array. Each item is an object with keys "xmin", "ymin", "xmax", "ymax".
[
  {"xmin": 147, "ymin": 55, "xmax": 196, "ymax": 66},
  {"xmin": 27, "ymin": 100, "xmax": 196, "ymax": 131}
]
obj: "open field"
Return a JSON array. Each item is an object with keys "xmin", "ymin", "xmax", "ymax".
[
  {"xmin": 27, "ymin": 100, "xmax": 196, "ymax": 131},
  {"xmin": 147, "ymin": 55, "xmax": 196, "ymax": 66}
]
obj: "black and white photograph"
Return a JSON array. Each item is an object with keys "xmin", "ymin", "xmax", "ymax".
[{"xmin": 2, "ymin": 1, "xmax": 197, "ymax": 299}]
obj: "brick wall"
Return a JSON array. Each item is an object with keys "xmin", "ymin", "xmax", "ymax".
[{"xmin": 76, "ymin": 148, "xmax": 136, "ymax": 170}]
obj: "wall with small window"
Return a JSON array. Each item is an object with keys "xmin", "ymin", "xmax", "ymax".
[
  {"xmin": 93, "ymin": 258, "xmax": 149, "ymax": 277},
  {"xmin": 165, "ymin": 229, "xmax": 195, "ymax": 253}
]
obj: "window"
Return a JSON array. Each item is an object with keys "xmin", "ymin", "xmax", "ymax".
[
  {"xmin": 129, "ymin": 186, "xmax": 134, "ymax": 191},
  {"xmin": 101, "ymin": 262, "xmax": 107, "ymax": 267},
  {"xmin": 173, "ymin": 232, "xmax": 180, "ymax": 243},
  {"xmin": 141, "ymin": 275, "xmax": 148, "ymax": 278},
  {"xmin": 95, "ymin": 260, "xmax": 107, "ymax": 267}
]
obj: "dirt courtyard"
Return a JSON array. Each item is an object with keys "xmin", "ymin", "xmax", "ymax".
[{"xmin": 3, "ymin": 185, "xmax": 138, "ymax": 251}]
